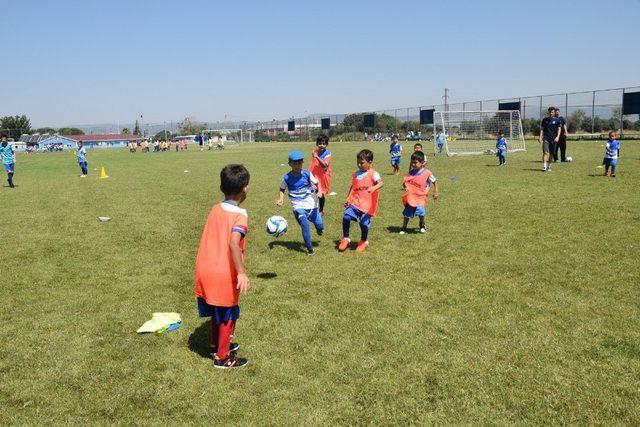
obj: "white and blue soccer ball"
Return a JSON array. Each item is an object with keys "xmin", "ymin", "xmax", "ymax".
[
  {"xmin": 566, "ymin": 156, "xmax": 573, "ymax": 162},
  {"xmin": 266, "ymin": 215, "xmax": 288, "ymax": 238}
]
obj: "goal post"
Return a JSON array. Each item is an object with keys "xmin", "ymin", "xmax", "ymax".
[{"xmin": 433, "ymin": 110, "xmax": 526, "ymax": 156}]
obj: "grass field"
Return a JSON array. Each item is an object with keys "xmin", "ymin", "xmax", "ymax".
[{"xmin": 1, "ymin": 139, "xmax": 639, "ymax": 424}]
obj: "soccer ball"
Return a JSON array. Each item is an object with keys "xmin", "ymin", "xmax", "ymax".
[
  {"xmin": 566, "ymin": 156, "xmax": 573, "ymax": 162},
  {"xmin": 266, "ymin": 215, "xmax": 288, "ymax": 238}
]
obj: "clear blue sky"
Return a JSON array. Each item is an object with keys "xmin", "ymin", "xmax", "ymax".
[{"xmin": 1, "ymin": 0, "xmax": 639, "ymax": 127}]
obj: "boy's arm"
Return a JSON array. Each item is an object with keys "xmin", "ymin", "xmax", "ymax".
[
  {"xmin": 432, "ymin": 181, "xmax": 440, "ymax": 199},
  {"xmin": 368, "ymin": 179, "xmax": 384, "ymax": 193},
  {"xmin": 344, "ymin": 184, "xmax": 353, "ymax": 207},
  {"xmin": 229, "ymin": 233, "xmax": 250, "ymax": 293},
  {"xmin": 276, "ymin": 180, "xmax": 286, "ymax": 205},
  {"xmin": 555, "ymin": 125, "xmax": 561, "ymax": 142}
]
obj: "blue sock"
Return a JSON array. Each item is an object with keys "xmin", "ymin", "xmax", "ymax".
[
  {"xmin": 342, "ymin": 215, "xmax": 351, "ymax": 238},
  {"xmin": 298, "ymin": 215, "xmax": 312, "ymax": 250},
  {"xmin": 360, "ymin": 223, "xmax": 369, "ymax": 242}
]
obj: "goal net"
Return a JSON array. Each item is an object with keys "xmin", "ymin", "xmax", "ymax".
[{"xmin": 433, "ymin": 110, "xmax": 526, "ymax": 156}]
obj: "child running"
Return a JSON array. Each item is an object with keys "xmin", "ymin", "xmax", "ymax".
[
  {"xmin": 194, "ymin": 164, "xmax": 251, "ymax": 369},
  {"xmin": 308, "ymin": 134, "xmax": 332, "ymax": 215},
  {"xmin": 276, "ymin": 151, "xmax": 324, "ymax": 255},
  {"xmin": 400, "ymin": 151, "xmax": 439, "ymax": 234},
  {"xmin": 0, "ymin": 136, "xmax": 16, "ymax": 188},
  {"xmin": 76, "ymin": 140, "xmax": 88, "ymax": 177},
  {"xmin": 602, "ymin": 130, "xmax": 620, "ymax": 177},
  {"xmin": 389, "ymin": 135, "xmax": 402, "ymax": 175},
  {"xmin": 496, "ymin": 130, "xmax": 507, "ymax": 166},
  {"xmin": 338, "ymin": 149, "xmax": 384, "ymax": 252}
]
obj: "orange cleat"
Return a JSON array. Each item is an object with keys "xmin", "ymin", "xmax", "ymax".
[
  {"xmin": 355, "ymin": 240, "xmax": 369, "ymax": 252},
  {"xmin": 338, "ymin": 238, "xmax": 351, "ymax": 252}
]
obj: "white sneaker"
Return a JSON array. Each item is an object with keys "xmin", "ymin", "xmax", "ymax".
[
  {"xmin": 420, "ymin": 228, "xmax": 426, "ymax": 233},
  {"xmin": 399, "ymin": 230, "xmax": 406, "ymax": 235},
  {"xmin": 80, "ymin": 175, "xmax": 87, "ymax": 178}
]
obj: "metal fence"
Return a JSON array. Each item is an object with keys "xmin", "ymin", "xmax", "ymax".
[{"xmin": 243, "ymin": 86, "xmax": 640, "ymax": 136}]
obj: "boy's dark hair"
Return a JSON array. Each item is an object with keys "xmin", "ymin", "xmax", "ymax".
[
  {"xmin": 414, "ymin": 143, "xmax": 423, "ymax": 149},
  {"xmin": 410, "ymin": 151, "xmax": 426, "ymax": 163},
  {"xmin": 316, "ymin": 134, "xmax": 329, "ymax": 144},
  {"xmin": 392, "ymin": 135, "xmax": 398, "ymax": 141},
  {"xmin": 357, "ymin": 149, "xmax": 374, "ymax": 162},
  {"xmin": 548, "ymin": 107, "xmax": 556, "ymax": 113},
  {"xmin": 498, "ymin": 130, "xmax": 504, "ymax": 135},
  {"xmin": 220, "ymin": 164, "xmax": 250, "ymax": 195}
]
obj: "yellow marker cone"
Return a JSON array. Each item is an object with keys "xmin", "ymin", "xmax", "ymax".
[{"xmin": 99, "ymin": 166, "xmax": 109, "ymax": 179}]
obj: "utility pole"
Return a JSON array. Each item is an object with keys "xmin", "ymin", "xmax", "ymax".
[{"xmin": 443, "ymin": 88, "xmax": 450, "ymax": 111}]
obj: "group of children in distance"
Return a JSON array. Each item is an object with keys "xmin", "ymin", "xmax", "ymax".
[{"xmin": 193, "ymin": 135, "xmax": 440, "ymax": 367}]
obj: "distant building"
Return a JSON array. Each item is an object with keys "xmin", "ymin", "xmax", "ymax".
[{"xmin": 37, "ymin": 133, "xmax": 143, "ymax": 149}]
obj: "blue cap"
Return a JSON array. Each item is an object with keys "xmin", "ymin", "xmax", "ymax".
[{"xmin": 288, "ymin": 150, "xmax": 304, "ymax": 161}]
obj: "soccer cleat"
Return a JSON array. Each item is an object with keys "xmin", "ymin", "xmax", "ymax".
[
  {"xmin": 317, "ymin": 229, "xmax": 323, "ymax": 236},
  {"xmin": 611, "ymin": 173, "xmax": 616, "ymax": 178},
  {"xmin": 420, "ymin": 228, "xmax": 426, "ymax": 233},
  {"xmin": 80, "ymin": 174, "xmax": 87, "ymax": 178},
  {"xmin": 307, "ymin": 248, "xmax": 315, "ymax": 255},
  {"xmin": 210, "ymin": 342, "xmax": 240, "ymax": 356},
  {"xmin": 338, "ymin": 238, "xmax": 350, "ymax": 252},
  {"xmin": 355, "ymin": 240, "xmax": 369, "ymax": 252},
  {"xmin": 213, "ymin": 355, "xmax": 248, "ymax": 369}
]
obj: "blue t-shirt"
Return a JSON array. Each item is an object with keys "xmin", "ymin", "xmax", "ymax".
[
  {"xmin": 0, "ymin": 145, "xmax": 15, "ymax": 164},
  {"xmin": 77, "ymin": 147, "xmax": 87, "ymax": 162},
  {"xmin": 540, "ymin": 116, "xmax": 560, "ymax": 141},
  {"xmin": 389, "ymin": 142, "xmax": 402, "ymax": 158},
  {"xmin": 604, "ymin": 140, "xmax": 620, "ymax": 159},
  {"xmin": 437, "ymin": 133, "xmax": 447, "ymax": 145},
  {"xmin": 496, "ymin": 137, "xmax": 507, "ymax": 151},
  {"xmin": 279, "ymin": 170, "xmax": 318, "ymax": 210},
  {"xmin": 557, "ymin": 116, "xmax": 567, "ymax": 136}
]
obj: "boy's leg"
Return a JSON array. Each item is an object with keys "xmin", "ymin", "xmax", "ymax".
[
  {"xmin": 318, "ymin": 196, "xmax": 325, "ymax": 213},
  {"xmin": 8, "ymin": 172, "xmax": 14, "ymax": 187},
  {"xmin": 342, "ymin": 213, "xmax": 352, "ymax": 238},
  {"xmin": 419, "ymin": 215, "xmax": 425, "ymax": 230},
  {"xmin": 210, "ymin": 318, "xmax": 219, "ymax": 349},
  {"xmin": 295, "ymin": 210, "xmax": 313, "ymax": 251},
  {"xmin": 311, "ymin": 208, "xmax": 324, "ymax": 235},
  {"xmin": 401, "ymin": 217, "xmax": 409, "ymax": 232},
  {"xmin": 216, "ymin": 320, "xmax": 236, "ymax": 360}
]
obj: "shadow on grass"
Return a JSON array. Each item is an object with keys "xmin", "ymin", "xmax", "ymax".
[
  {"xmin": 522, "ymin": 168, "xmax": 546, "ymax": 172},
  {"xmin": 386, "ymin": 226, "xmax": 421, "ymax": 234},
  {"xmin": 187, "ymin": 320, "xmax": 211, "ymax": 359},
  {"xmin": 268, "ymin": 240, "xmax": 317, "ymax": 253},
  {"xmin": 256, "ymin": 272, "xmax": 277, "ymax": 279}
]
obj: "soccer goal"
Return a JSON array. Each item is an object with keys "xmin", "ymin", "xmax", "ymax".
[{"xmin": 433, "ymin": 110, "xmax": 526, "ymax": 156}]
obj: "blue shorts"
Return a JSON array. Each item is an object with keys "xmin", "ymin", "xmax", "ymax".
[
  {"xmin": 3, "ymin": 163, "xmax": 14, "ymax": 172},
  {"xmin": 496, "ymin": 149, "xmax": 506, "ymax": 157},
  {"xmin": 344, "ymin": 205, "xmax": 372, "ymax": 229},
  {"xmin": 197, "ymin": 297, "xmax": 240, "ymax": 323},
  {"xmin": 293, "ymin": 207, "xmax": 323, "ymax": 229},
  {"xmin": 78, "ymin": 161, "xmax": 87, "ymax": 168},
  {"xmin": 403, "ymin": 204, "xmax": 426, "ymax": 218},
  {"xmin": 603, "ymin": 158, "xmax": 617, "ymax": 167},
  {"xmin": 391, "ymin": 157, "xmax": 401, "ymax": 166}
]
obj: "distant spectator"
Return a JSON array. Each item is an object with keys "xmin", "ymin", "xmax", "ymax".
[
  {"xmin": 539, "ymin": 107, "xmax": 561, "ymax": 172},
  {"xmin": 553, "ymin": 108, "xmax": 569, "ymax": 162}
]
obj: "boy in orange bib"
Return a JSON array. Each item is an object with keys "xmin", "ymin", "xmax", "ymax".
[
  {"xmin": 194, "ymin": 164, "xmax": 251, "ymax": 369},
  {"xmin": 338, "ymin": 149, "xmax": 384, "ymax": 252},
  {"xmin": 308, "ymin": 134, "xmax": 332, "ymax": 215},
  {"xmin": 400, "ymin": 151, "xmax": 439, "ymax": 234}
]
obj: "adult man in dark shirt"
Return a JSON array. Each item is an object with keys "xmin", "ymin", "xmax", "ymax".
[
  {"xmin": 539, "ymin": 107, "xmax": 561, "ymax": 172},
  {"xmin": 554, "ymin": 108, "xmax": 569, "ymax": 162}
]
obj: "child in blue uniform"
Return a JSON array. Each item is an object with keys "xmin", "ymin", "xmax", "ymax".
[
  {"xmin": 76, "ymin": 140, "xmax": 88, "ymax": 177},
  {"xmin": 602, "ymin": 130, "xmax": 620, "ymax": 177},
  {"xmin": 1, "ymin": 136, "xmax": 15, "ymax": 188},
  {"xmin": 276, "ymin": 151, "xmax": 324, "ymax": 254},
  {"xmin": 496, "ymin": 131, "xmax": 507, "ymax": 166},
  {"xmin": 389, "ymin": 135, "xmax": 402, "ymax": 175}
]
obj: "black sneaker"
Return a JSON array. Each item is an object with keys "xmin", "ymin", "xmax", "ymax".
[
  {"xmin": 210, "ymin": 342, "xmax": 240, "ymax": 356},
  {"xmin": 307, "ymin": 248, "xmax": 315, "ymax": 255},
  {"xmin": 317, "ymin": 229, "xmax": 323, "ymax": 236},
  {"xmin": 213, "ymin": 355, "xmax": 248, "ymax": 369}
]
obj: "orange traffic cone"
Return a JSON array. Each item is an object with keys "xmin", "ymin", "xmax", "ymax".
[{"xmin": 99, "ymin": 166, "xmax": 109, "ymax": 179}]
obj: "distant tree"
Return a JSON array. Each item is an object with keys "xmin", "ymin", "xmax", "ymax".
[
  {"xmin": 133, "ymin": 120, "xmax": 141, "ymax": 136},
  {"xmin": 58, "ymin": 127, "xmax": 84, "ymax": 136},
  {"xmin": 0, "ymin": 115, "xmax": 32, "ymax": 139},
  {"xmin": 154, "ymin": 130, "xmax": 173, "ymax": 140},
  {"xmin": 121, "ymin": 127, "xmax": 131, "ymax": 134},
  {"xmin": 35, "ymin": 127, "xmax": 57, "ymax": 134},
  {"xmin": 178, "ymin": 116, "xmax": 206, "ymax": 135},
  {"xmin": 567, "ymin": 109, "xmax": 586, "ymax": 133}
]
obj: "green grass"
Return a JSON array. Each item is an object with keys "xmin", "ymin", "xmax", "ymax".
[{"xmin": 1, "ymin": 140, "xmax": 639, "ymax": 424}]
